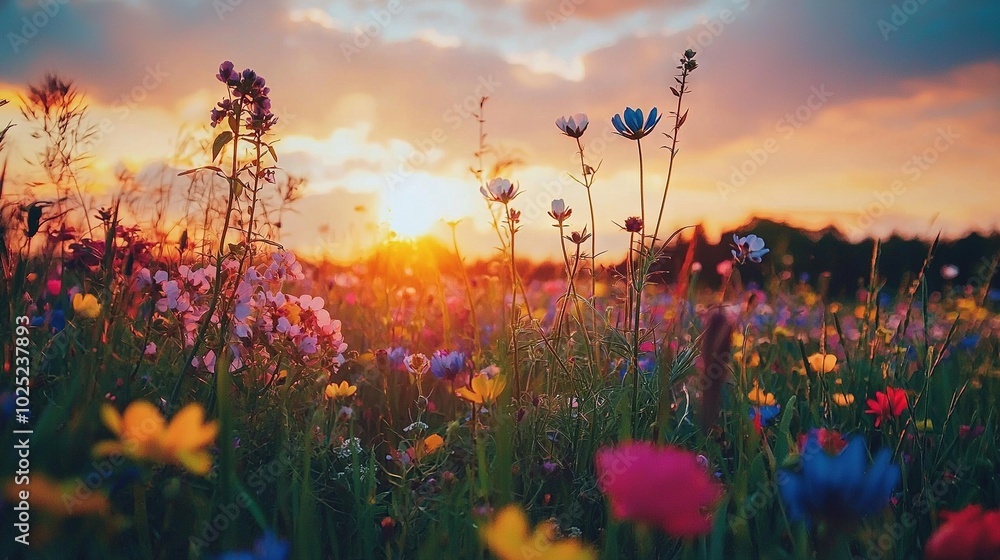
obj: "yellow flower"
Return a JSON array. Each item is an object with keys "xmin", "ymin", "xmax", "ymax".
[
  {"xmin": 773, "ymin": 326, "xmax": 794, "ymax": 338},
  {"xmin": 747, "ymin": 380, "xmax": 776, "ymax": 406},
  {"xmin": 807, "ymin": 353, "xmax": 838, "ymax": 374},
  {"xmin": 3, "ymin": 474, "xmax": 110, "ymax": 517},
  {"xmin": 734, "ymin": 350, "xmax": 761, "ymax": 368},
  {"xmin": 456, "ymin": 372, "xmax": 506, "ymax": 405},
  {"xmin": 94, "ymin": 401, "xmax": 218, "ymax": 476},
  {"xmin": 72, "ymin": 293, "xmax": 102, "ymax": 319},
  {"xmin": 832, "ymin": 393, "xmax": 855, "ymax": 406},
  {"xmin": 325, "ymin": 380, "xmax": 358, "ymax": 399},
  {"xmin": 484, "ymin": 505, "xmax": 595, "ymax": 560},
  {"xmin": 915, "ymin": 419, "xmax": 934, "ymax": 431}
]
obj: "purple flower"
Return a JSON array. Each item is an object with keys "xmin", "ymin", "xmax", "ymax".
[{"xmin": 217, "ymin": 61, "xmax": 239, "ymax": 86}]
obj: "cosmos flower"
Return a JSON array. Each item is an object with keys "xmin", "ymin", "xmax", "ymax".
[
  {"xmin": 731, "ymin": 234, "xmax": 770, "ymax": 264},
  {"xmin": 778, "ymin": 432, "xmax": 900, "ymax": 527},
  {"xmin": 548, "ymin": 199, "xmax": 572, "ymax": 223},
  {"xmin": 611, "ymin": 107, "xmax": 661, "ymax": 140},
  {"xmin": 480, "ymin": 178, "xmax": 519, "ymax": 204},
  {"xmin": 94, "ymin": 401, "xmax": 219, "ymax": 476},
  {"xmin": 595, "ymin": 442, "xmax": 723, "ymax": 537},
  {"xmin": 483, "ymin": 505, "xmax": 596, "ymax": 560},
  {"xmin": 865, "ymin": 386, "xmax": 907, "ymax": 428},
  {"xmin": 555, "ymin": 113, "xmax": 589, "ymax": 138},
  {"xmin": 455, "ymin": 371, "xmax": 506, "ymax": 405},
  {"xmin": 623, "ymin": 216, "xmax": 643, "ymax": 233},
  {"xmin": 325, "ymin": 381, "xmax": 358, "ymax": 400},
  {"xmin": 72, "ymin": 293, "xmax": 102, "ymax": 319},
  {"xmin": 924, "ymin": 505, "xmax": 1000, "ymax": 560}
]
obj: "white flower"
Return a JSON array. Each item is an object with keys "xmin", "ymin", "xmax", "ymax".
[
  {"xmin": 480, "ymin": 177, "xmax": 519, "ymax": 203},
  {"xmin": 555, "ymin": 113, "xmax": 589, "ymax": 138}
]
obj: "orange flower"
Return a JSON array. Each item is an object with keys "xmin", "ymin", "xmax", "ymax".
[
  {"xmin": 832, "ymin": 393, "xmax": 855, "ymax": 407},
  {"xmin": 325, "ymin": 380, "xmax": 357, "ymax": 399},
  {"xmin": 3, "ymin": 474, "xmax": 110, "ymax": 517},
  {"xmin": 747, "ymin": 380, "xmax": 776, "ymax": 406},
  {"xmin": 484, "ymin": 505, "xmax": 595, "ymax": 560},
  {"xmin": 455, "ymin": 372, "xmax": 506, "ymax": 404},
  {"xmin": 94, "ymin": 401, "xmax": 218, "ymax": 476},
  {"xmin": 807, "ymin": 353, "xmax": 838, "ymax": 374}
]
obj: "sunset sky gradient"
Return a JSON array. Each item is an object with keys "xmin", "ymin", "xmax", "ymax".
[{"xmin": 1, "ymin": 0, "xmax": 999, "ymax": 260}]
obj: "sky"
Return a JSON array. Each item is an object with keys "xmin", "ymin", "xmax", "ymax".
[{"xmin": 1, "ymin": 0, "xmax": 999, "ymax": 261}]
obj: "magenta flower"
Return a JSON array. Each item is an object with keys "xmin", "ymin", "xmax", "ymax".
[{"xmin": 595, "ymin": 442, "xmax": 723, "ymax": 537}]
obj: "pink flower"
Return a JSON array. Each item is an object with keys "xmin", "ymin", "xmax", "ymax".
[
  {"xmin": 46, "ymin": 279, "xmax": 61, "ymax": 296},
  {"xmin": 595, "ymin": 442, "xmax": 723, "ymax": 537}
]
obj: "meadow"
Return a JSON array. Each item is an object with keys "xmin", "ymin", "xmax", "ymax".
[{"xmin": 0, "ymin": 54, "xmax": 998, "ymax": 560}]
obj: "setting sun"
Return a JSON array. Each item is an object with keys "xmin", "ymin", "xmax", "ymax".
[{"xmin": 380, "ymin": 180, "xmax": 469, "ymax": 238}]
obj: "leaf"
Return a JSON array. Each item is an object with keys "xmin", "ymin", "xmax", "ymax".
[
  {"xmin": 228, "ymin": 115, "xmax": 238, "ymax": 133},
  {"xmin": 267, "ymin": 143, "xmax": 278, "ymax": 163},
  {"xmin": 670, "ymin": 86, "xmax": 680, "ymax": 97},
  {"xmin": 177, "ymin": 165, "xmax": 224, "ymax": 177},
  {"xmin": 212, "ymin": 131, "xmax": 234, "ymax": 162},
  {"xmin": 229, "ymin": 177, "xmax": 244, "ymax": 198},
  {"xmin": 676, "ymin": 109, "xmax": 689, "ymax": 130}
]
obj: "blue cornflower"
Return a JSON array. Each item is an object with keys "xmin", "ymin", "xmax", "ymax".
[
  {"xmin": 611, "ymin": 107, "xmax": 661, "ymax": 140},
  {"xmin": 217, "ymin": 531, "xmax": 288, "ymax": 560},
  {"xmin": 430, "ymin": 350, "xmax": 466, "ymax": 380},
  {"xmin": 731, "ymin": 234, "xmax": 770, "ymax": 264},
  {"xmin": 778, "ymin": 432, "xmax": 900, "ymax": 527}
]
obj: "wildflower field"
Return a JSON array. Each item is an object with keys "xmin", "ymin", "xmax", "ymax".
[{"xmin": 1, "ymin": 49, "xmax": 1000, "ymax": 560}]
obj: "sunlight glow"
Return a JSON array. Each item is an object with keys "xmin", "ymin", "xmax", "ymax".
[{"xmin": 380, "ymin": 181, "xmax": 467, "ymax": 238}]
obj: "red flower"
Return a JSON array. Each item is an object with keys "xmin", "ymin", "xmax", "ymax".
[
  {"xmin": 925, "ymin": 505, "xmax": 1000, "ymax": 560},
  {"xmin": 796, "ymin": 428, "xmax": 847, "ymax": 455},
  {"xmin": 865, "ymin": 386, "xmax": 907, "ymax": 428},
  {"xmin": 595, "ymin": 442, "xmax": 723, "ymax": 537}
]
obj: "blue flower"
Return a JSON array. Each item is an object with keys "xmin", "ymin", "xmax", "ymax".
[
  {"xmin": 217, "ymin": 531, "xmax": 288, "ymax": 560},
  {"xmin": 778, "ymin": 432, "xmax": 900, "ymax": 527},
  {"xmin": 611, "ymin": 107, "xmax": 661, "ymax": 140},
  {"xmin": 749, "ymin": 405, "xmax": 781, "ymax": 427},
  {"xmin": 386, "ymin": 347, "xmax": 407, "ymax": 372},
  {"xmin": 30, "ymin": 308, "xmax": 65, "ymax": 333},
  {"xmin": 430, "ymin": 350, "xmax": 466, "ymax": 380},
  {"xmin": 731, "ymin": 234, "xmax": 770, "ymax": 264}
]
